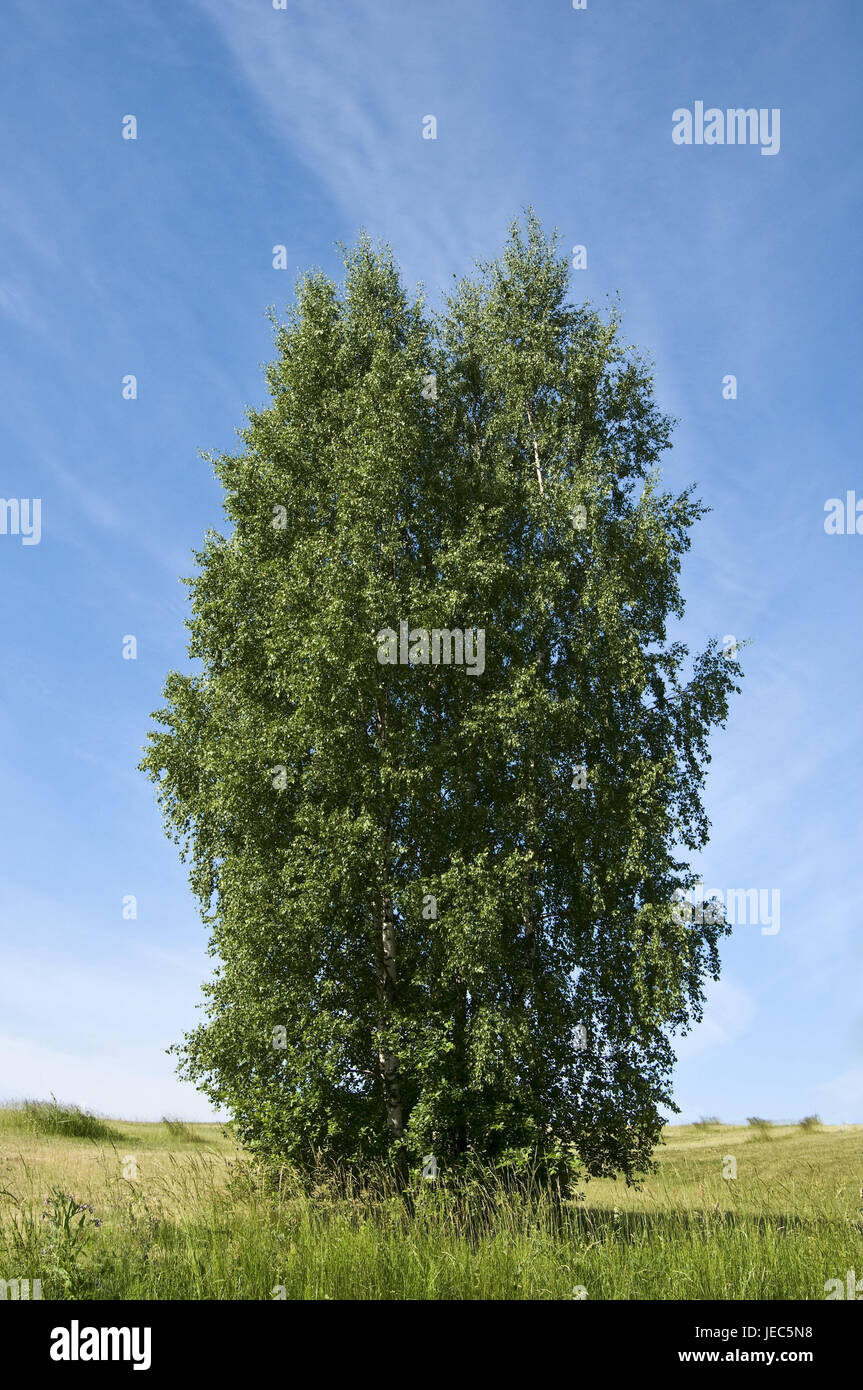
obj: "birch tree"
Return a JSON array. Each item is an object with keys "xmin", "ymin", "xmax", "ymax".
[{"xmin": 141, "ymin": 215, "xmax": 741, "ymax": 1183}]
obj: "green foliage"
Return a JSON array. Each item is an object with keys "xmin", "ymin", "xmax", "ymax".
[
  {"xmin": 747, "ymin": 1117, "xmax": 773, "ymax": 1139},
  {"xmin": 40, "ymin": 1187, "xmax": 102, "ymax": 1253},
  {"xmin": 14, "ymin": 1098, "xmax": 121, "ymax": 1142},
  {"xmin": 1, "ymin": 1118, "xmax": 858, "ymax": 1301},
  {"xmin": 798, "ymin": 1115, "xmax": 821, "ymax": 1131},
  {"xmin": 141, "ymin": 213, "xmax": 742, "ymax": 1184},
  {"xmin": 0, "ymin": 1183, "xmax": 103, "ymax": 1299},
  {"xmin": 161, "ymin": 1117, "xmax": 204, "ymax": 1143}
]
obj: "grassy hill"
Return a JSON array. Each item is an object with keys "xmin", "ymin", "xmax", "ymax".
[{"xmin": 1, "ymin": 1103, "xmax": 860, "ymax": 1300}]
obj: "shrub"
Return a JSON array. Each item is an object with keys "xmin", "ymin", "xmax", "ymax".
[
  {"xmin": 161, "ymin": 1117, "xmax": 204, "ymax": 1143},
  {"xmin": 17, "ymin": 1097, "xmax": 121, "ymax": 1141},
  {"xmin": 746, "ymin": 1116, "xmax": 773, "ymax": 1138}
]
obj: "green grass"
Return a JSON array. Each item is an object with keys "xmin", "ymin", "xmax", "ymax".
[
  {"xmin": 2, "ymin": 1098, "xmax": 123, "ymax": 1142},
  {"xmin": 160, "ymin": 1117, "xmax": 206, "ymax": 1144},
  {"xmin": 1, "ymin": 1107, "xmax": 861, "ymax": 1300}
]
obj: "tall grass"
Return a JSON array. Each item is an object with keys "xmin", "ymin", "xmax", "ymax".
[
  {"xmin": 161, "ymin": 1118, "xmax": 205, "ymax": 1144},
  {"xmin": 746, "ymin": 1116, "xmax": 773, "ymax": 1140},
  {"xmin": 6, "ymin": 1098, "xmax": 122, "ymax": 1142},
  {"xmin": 1, "ymin": 1111, "xmax": 860, "ymax": 1300}
]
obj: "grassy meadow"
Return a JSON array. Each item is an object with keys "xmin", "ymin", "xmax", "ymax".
[{"xmin": 1, "ymin": 1102, "xmax": 861, "ymax": 1300}]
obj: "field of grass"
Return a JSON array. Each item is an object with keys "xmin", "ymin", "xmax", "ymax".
[{"xmin": 1, "ymin": 1103, "xmax": 861, "ymax": 1300}]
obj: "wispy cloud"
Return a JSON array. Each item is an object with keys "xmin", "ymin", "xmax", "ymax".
[
  {"xmin": 193, "ymin": 0, "xmax": 519, "ymax": 291},
  {"xmin": 0, "ymin": 1033, "xmax": 219, "ymax": 1121},
  {"xmin": 674, "ymin": 977, "xmax": 756, "ymax": 1060},
  {"xmin": 816, "ymin": 1068, "xmax": 863, "ymax": 1121}
]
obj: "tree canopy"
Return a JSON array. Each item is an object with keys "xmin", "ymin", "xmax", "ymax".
[{"xmin": 141, "ymin": 213, "xmax": 741, "ymax": 1185}]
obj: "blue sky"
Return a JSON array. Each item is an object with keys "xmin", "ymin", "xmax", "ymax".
[{"xmin": 0, "ymin": 0, "xmax": 860, "ymax": 1124}]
